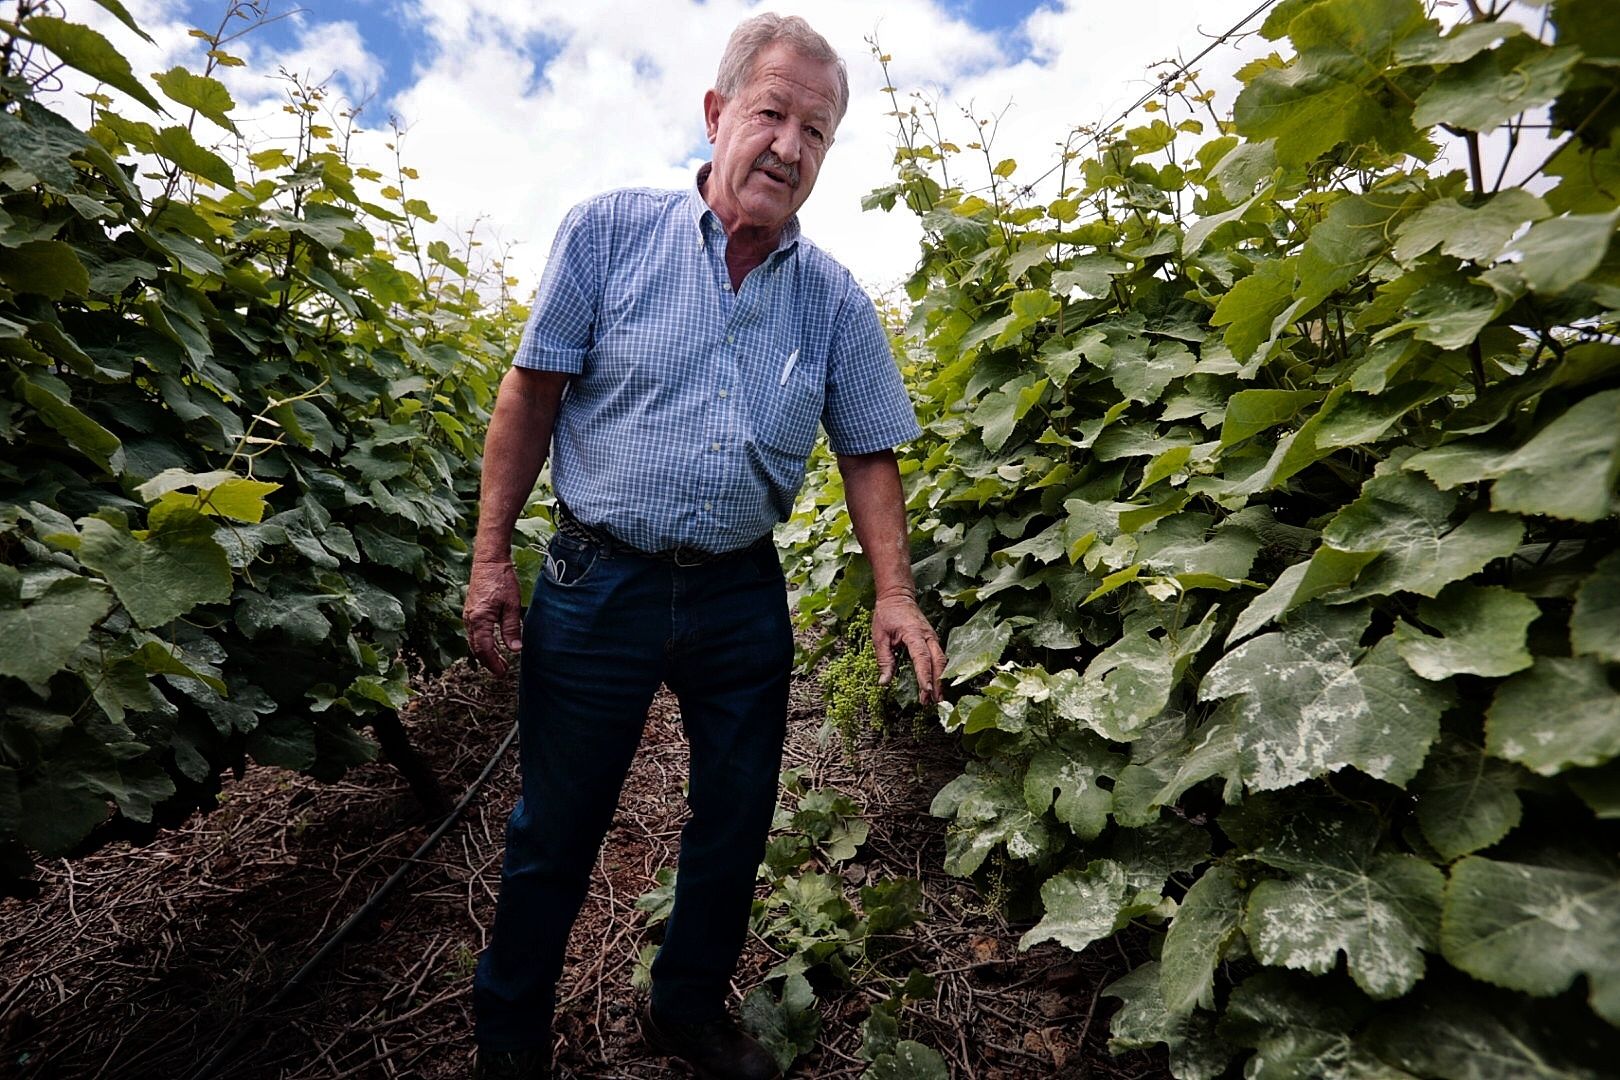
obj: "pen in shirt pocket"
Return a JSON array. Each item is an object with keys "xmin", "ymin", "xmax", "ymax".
[{"xmin": 778, "ymin": 348, "xmax": 800, "ymax": 386}]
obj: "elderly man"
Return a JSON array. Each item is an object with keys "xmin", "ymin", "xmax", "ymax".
[{"xmin": 463, "ymin": 14, "xmax": 944, "ymax": 1080}]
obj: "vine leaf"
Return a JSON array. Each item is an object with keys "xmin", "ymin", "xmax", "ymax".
[
  {"xmin": 77, "ymin": 508, "xmax": 233, "ymax": 629},
  {"xmin": 0, "ymin": 573, "xmax": 112, "ymax": 684},
  {"xmin": 1200, "ymin": 604, "xmax": 1450, "ymax": 791},
  {"xmin": 1405, "ymin": 390, "xmax": 1620, "ymax": 521},
  {"xmin": 1441, "ymin": 856, "xmax": 1620, "ymax": 1025},
  {"xmin": 1233, "ymin": 0, "xmax": 1433, "ymax": 166},
  {"xmin": 1391, "ymin": 190, "xmax": 1550, "ymax": 265},
  {"xmin": 1502, "ymin": 208, "xmax": 1620, "ymax": 296},
  {"xmin": 1107, "ymin": 816, "xmax": 1212, "ymax": 896},
  {"xmin": 1296, "ymin": 190, "xmax": 1426, "ymax": 305},
  {"xmin": 0, "ymin": 103, "xmax": 90, "ymax": 191},
  {"xmin": 1411, "ymin": 733, "xmax": 1526, "ymax": 860},
  {"xmin": 86, "ymin": 0, "xmax": 153, "ymax": 42},
  {"xmin": 1323, "ymin": 468, "xmax": 1523, "ymax": 600},
  {"xmin": 1219, "ymin": 970, "xmax": 1402, "ymax": 1079},
  {"xmin": 1571, "ymin": 551, "xmax": 1620, "ymax": 662},
  {"xmin": 1393, "ymin": 18, "xmax": 1523, "ymax": 65},
  {"xmin": 1486, "ymin": 656, "xmax": 1620, "ymax": 775},
  {"xmin": 3, "ymin": 17, "xmax": 163, "ymax": 113},
  {"xmin": 1220, "ymin": 389, "xmax": 1323, "ymax": 446},
  {"xmin": 0, "ymin": 241, "xmax": 91, "ymax": 300},
  {"xmin": 1245, "ymin": 809, "xmax": 1443, "ymax": 999},
  {"xmin": 1161, "ymin": 863, "xmax": 1246, "ymax": 1014},
  {"xmin": 1136, "ymin": 514, "xmax": 1260, "ymax": 581},
  {"xmin": 1373, "ymin": 272, "xmax": 1502, "ymax": 351},
  {"xmin": 1412, "ymin": 39, "xmax": 1580, "ymax": 133},
  {"xmin": 1211, "ymin": 256, "xmax": 1295, "ymax": 361},
  {"xmin": 940, "ymin": 602, "xmax": 1011, "ymax": 682},
  {"xmin": 1064, "ymin": 610, "xmax": 1218, "ymax": 742},
  {"xmin": 17, "ymin": 765, "xmax": 113, "ymax": 856},
  {"xmin": 1228, "ymin": 546, "xmax": 1379, "ymax": 644},
  {"xmin": 974, "ymin": 373, "xmax": 1045, "ymax": 452},
  {"xmin": 1110, "ymin": 339, "xmax": 1195, "ymax": 404},
  {"xmin": 138, "ymin": 467, "xmax": 281, "ymax": 523},
  {"xmin": 1366, "ymin": 979, "xmax": 1614, "ymax": 1080},
  {"xmin": 1019, "ymin": 859, "xmax": 1131, "ymax": 951},
  {"xmin": 1106, "ymin": 963, "xmax": 1235, "ymax": 1080},
  {"xmin": 151, "ymin": 125, "xmax": 237, "ymax": 188},
  {"xmin": 740, "ymin": 973, "xmax": 820, "ymax": 1073},
  {"xmin": 1392, "ymin": 583, "xmax": 1538, "ymax": 680},
  {"xmin": 235, "ymin": 586, "xmax": 333, "ymax": 645},
  {"xmin": 862, "ymin": 1041, "xmax": 949, "ymax": 1080},
  {"xmin": 1110, "ymin": 714, "xmax": 1241, "ymax": 828},
  {"xmin": 1022, "ymin": 732, "xmax": 1118, "ymax": 841},
  {"xmin": 930, "ymin": 768, "xmax": 1051, "ymax": 876},
  {"xmin": 152, "ymin": 67, "xmax": 237, "ymax": 134}
]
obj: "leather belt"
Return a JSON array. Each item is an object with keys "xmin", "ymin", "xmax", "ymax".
[{"xmin": 552, "ymin": 501, "xmax": 766, "ymax": 567}]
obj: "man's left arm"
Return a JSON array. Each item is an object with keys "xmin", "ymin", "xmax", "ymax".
[{"xmin": 838, "ymin": 449, "xmax": 946, "ymax": 706}]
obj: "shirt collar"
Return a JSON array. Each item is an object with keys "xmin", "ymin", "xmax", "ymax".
[{"xmin": 689, "ymin": 163, "xmax": 801, "ymax": 261}]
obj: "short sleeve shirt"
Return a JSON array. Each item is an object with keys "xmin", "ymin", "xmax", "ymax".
[{"xmin": 512, "ymin": 167, "xmax": 921, "ymax": 554}]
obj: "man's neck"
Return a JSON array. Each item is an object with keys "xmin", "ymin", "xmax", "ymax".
[
  {"xmin": 698, "ymin": 166, "xmax": 786, "ymax": 291},
  {"xmin": 722, "ymin": 226, "xmax": 778, "ymax": 291}
]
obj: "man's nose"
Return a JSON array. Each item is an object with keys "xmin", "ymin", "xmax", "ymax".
[{"xmin": 772, "ymin": 123, "xmax": 801, "ymax": 165}]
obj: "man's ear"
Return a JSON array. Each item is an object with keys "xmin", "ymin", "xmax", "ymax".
[{"xmin": 703, "ymin": 88, "xmax": 723, "ymax": 143}]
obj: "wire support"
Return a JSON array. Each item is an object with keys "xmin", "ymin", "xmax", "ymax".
[{"xmin": 1012, "ymin": 0, "xmax": 1283, "ymax": 196}]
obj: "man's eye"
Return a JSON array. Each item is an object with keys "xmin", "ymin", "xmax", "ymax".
[
  {"xmin": 761, "ymin": 109, "xmax": 781, "ymax": 120},
  {"xmin": 806, "ymin": 126, "xmax": 825, "ymax": 143}
]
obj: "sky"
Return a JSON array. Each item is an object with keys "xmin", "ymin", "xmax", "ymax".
[{"xmin": 44, "ymin": 0, "xmax": 1541, "ymax": 297}]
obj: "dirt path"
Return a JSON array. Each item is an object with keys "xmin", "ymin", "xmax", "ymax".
[{"xmin": 0, "ymin": 660, "xmax": 1168, "ymax": 1079}]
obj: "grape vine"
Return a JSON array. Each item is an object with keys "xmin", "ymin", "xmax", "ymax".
[
  {"xmin": 784, "ymin": 0, "xmax": 1620, "ymax": 1075},
  {"xmin": 0, "ymin": 2, "xmax": 522, "ymax": 893}
]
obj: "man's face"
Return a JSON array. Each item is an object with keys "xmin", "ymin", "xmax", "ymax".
[{"xmin": 703, "ymin": 42, "xmax": 840, "ymax": 236}]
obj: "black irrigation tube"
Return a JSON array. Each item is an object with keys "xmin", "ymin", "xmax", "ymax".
[{"xmin": 186, "ymin": 718, "xmax": 521, "ymax": 1080}]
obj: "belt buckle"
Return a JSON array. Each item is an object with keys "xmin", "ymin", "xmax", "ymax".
[{"xmin": 672, "ymin": 545, "xmax": 708, "ymax": 567}]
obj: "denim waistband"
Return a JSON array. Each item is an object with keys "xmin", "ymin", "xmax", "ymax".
[{"xmin": 552, "ymin": 500, "xmax": 769, "ymax": 567}]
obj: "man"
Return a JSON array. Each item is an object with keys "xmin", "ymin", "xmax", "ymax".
[{"xmin": 463, "ymin": 14, "xmax": 945, "ymax": 1080}]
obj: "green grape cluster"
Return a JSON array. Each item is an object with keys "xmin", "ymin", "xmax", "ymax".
[{"xmin": 819, "ymin": 611, "xmax": 890, "ymax": 756}]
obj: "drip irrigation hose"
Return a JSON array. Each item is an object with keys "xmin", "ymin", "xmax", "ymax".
[{"xmin": 186, "ymin": 718, "xmax": 521, "ymax": 1080}]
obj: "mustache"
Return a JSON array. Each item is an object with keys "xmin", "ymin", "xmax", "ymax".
[{"xmin": 753, "ymin": 152, "xmax": 800, "ymax": 187}]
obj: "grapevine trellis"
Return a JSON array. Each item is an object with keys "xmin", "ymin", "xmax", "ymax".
[
  {"xmin": 0, "ymin": 1, "xmax": 523, "ymax": 892},
  {"xmin": 790, "ymin": 0, "xmax": 1620, "ymax": 1074}
]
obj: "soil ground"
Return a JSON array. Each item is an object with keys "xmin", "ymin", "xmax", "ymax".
[{"xmin": 0, "ymin": 657, "xmax": 1171, "ymax": 1079}]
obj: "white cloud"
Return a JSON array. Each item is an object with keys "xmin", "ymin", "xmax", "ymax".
[
  {"xmin": 370, "ymin": 0, "xmax": 1274, "ymax": 292},
  {"xmin": 36, "ymin": 0, "xmax": 1560, "ymax": 300}
]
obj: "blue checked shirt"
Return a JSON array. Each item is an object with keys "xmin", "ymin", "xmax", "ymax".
[{"xmin": 513, "ymin": 167, "xmax": 921, "ymax": 554}]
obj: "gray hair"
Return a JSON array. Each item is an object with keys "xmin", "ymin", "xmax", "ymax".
[{"xmin": 714, "ymin": 13, "xmax": 849, "ymax": 126}]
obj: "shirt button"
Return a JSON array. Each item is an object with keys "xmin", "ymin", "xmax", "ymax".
[
  {"xmin": 704, "ymin": 500, "xmax": 713, "ymax": 511},
  {"xmin": 711, "ymin": 441, "xmax": 722, "ymax": 452},
  {"xmin": 718, "ymin": 389, "xmax": 728, "ymax": 399}
]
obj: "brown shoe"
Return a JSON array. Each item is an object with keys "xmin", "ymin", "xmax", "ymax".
[
  {"xmin": 640, "ymin": 1003, "xmax": 783, "ymax": 1080},
  {"xmin": 473, "ymin": 1045, "xmax": 551, "ymax": 1080}
]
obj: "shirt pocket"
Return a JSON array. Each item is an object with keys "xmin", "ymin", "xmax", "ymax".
[{"xmin": 752, "ymin": 348, "xmax": 823, "ymax": 458}]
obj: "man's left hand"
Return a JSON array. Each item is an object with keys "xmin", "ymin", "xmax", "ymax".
[{"xmin": 871, "ymin": 593, "xmax": 947, "ymax": 706}]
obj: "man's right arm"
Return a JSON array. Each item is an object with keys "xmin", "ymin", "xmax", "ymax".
[{"xmin": 464, "ymin": 366, "xmax": 570, "ymax": 674}]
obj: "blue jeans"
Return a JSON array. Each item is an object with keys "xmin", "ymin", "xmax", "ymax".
[{"xmin": 472, "ymin": 531, "xmax": 794, "ymax": 1052}]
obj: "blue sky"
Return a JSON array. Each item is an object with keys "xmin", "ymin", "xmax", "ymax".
[
  {"xmin": 95, "ymin": 1, "xmax": 1284, "ymax": 288},
  {"xmin": 184, "ymin": 0, "xmax": 1057, "ymax": 105}
]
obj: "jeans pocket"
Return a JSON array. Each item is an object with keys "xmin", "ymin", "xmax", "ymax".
[
  {"xmin": 749, "ymin": 540, "xmax": 784, "ymax": 584},
  {"xmin": 544, "ymin": 534, "xmax": 601, "ymax": 588}
]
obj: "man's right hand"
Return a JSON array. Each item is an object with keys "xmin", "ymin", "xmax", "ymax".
[{"xmin": 464, "ymin": 558, "xmax": 524, "ymax": 675}]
